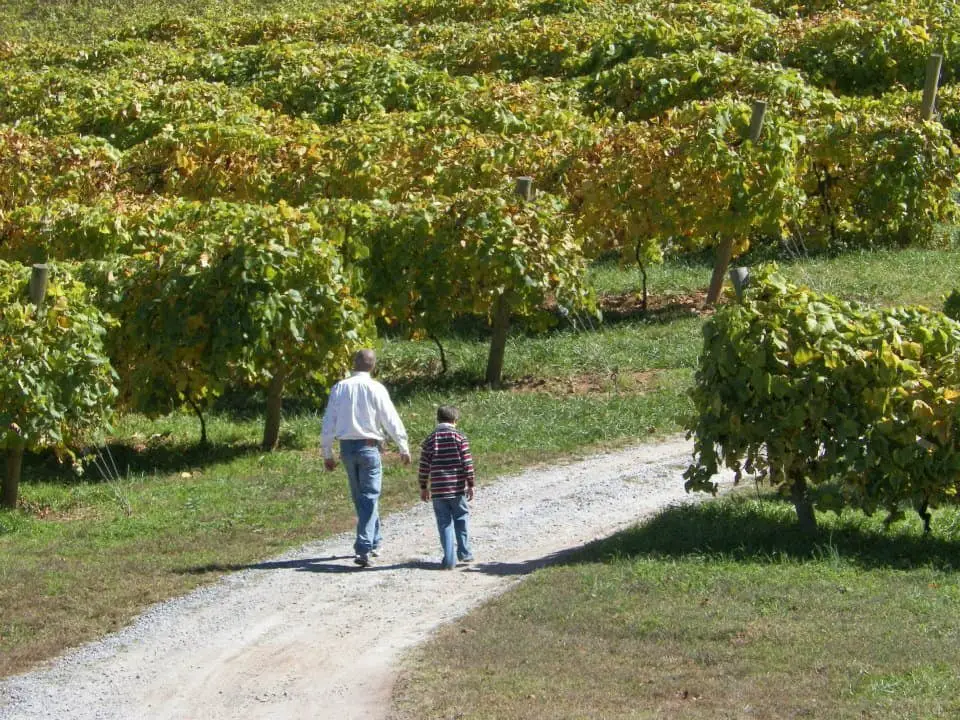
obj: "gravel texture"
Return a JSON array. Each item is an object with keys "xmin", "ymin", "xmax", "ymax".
[{"xmin": 0, "ymin": 436, "xmax": 731, "ymax": 720}]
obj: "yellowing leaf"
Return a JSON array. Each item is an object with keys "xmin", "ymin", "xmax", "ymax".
[{"xmin": 792, "ymin": 347, "xmax": 817, "ymax": 366}]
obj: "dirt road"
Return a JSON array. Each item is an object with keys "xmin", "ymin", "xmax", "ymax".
[{"xmin": 0, "ymin": 437, "xmax": 729, "ymax": 719}]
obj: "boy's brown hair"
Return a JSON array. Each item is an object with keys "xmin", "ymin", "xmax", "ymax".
[{"xmin": 437, "ymin": 405, "xmax": 460, "ymax": 424}]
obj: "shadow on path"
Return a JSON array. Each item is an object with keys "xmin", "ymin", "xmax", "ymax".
[
  {"xmin": 175, "ymin": 496, "xmax": 960, "ymax": 581},
  {"xmin": 176, "ymin": 547, "xmax": 588, "ymax": 577}
]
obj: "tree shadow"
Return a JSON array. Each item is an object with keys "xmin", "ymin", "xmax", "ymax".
[
  {"xmin": 598, "ymin": 290, "xmax": 715, "ymax": 327},
  {"xmin": 386, "ymin": 368, "xmax": 488, "ymax": 403},
  {"xmin": 463, "ymin": 548, "xmax": 584, "ymax": 576},
  {"xmin": 573, "ymin": 497, "xmax": 960, "ymax": 572},
  {"xmin": 22, "ymin": 438, "xmax": 264, "ymax": 486},
  {"xmin": 211, "ymin": 387, "xmax": 326, "ymax": 422}
]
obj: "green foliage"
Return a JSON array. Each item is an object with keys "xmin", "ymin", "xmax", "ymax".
[
  {"xmin": 3, "ymin": 0, "xmax": 960, "ymax": 449},
  {"xmin": 780, "ymin": 5, "xmax": 960, "ymax": 95},
  {"xmin": 0, "ymin": 129, "xmax": 121, "ymax": 211},
  {"xmin": 0, "ymin": 198, "xmax": 139, "ymax": 263},
  {"xmin": 81, "ymin": 200, "xmax": 371, "ymax": 423},
  {"xmin": 0, "ymin": 66, "xmax": 273, "ymax": 148},
  {"xmin": 783, "ymin": 10, "xmax": 934, "ymax": 95},
  {"xmin": 686, "ymin": 266, "xmax": 960, "ymax": 522},
  {"xmin": 0, "ymin": 261, "xmax": 117, "ymax": 458},
  {"xmin": 365, "ymin": 187, "xmax": 594, "ymax": 338},
  {"xmin": 799, "ymin": 107, "xmax": 960, "ymax": 248},
  {"xmin": 582, "ymin": 50, "xmax": 818, "ymax": 121},
  {"xmin": 413, "ymin": 10, "xmax": 690, "ymax": 79},
  {"xmin": 389, "ymin": 0, "xmax": 526, "ymax": 24},
  {"xmin": 188, "ymin": 42, "xmax": 467, "ymax": 123},
  {"xmin": 571, "ymin": 98, "xmax": 805, "ymax": 266}
]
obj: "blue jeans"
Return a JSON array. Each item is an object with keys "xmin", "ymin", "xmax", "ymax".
[
  {"xmin": 432, "ymin": 495, "xmax": 471, "ymax": 568},
  {"xmin": 340, "ymin": 440, "xmax": 382, "ymax": 556}
]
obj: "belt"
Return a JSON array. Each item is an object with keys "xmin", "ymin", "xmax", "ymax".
[{"xmin": 341, "ymin": 438, "xmax": 379, "ymax": 447}]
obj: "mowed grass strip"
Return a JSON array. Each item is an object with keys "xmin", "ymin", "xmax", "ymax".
[
  {"xmin": 392, "ymin": 496, "xmax": 960, "ymax": 720},
  {"xmin": 589, "ymin": 248, "xmax": 960, "ymax": 310}
]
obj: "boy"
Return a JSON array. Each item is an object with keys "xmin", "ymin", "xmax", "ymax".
[{"xmin": 418, "ymin": 406, "xmax": 475, "ymax": 569}]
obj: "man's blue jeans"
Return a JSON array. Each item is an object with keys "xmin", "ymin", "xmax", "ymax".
[
  {"xmin": 340, "ymin": 440, "xmax": 382, "ymax": 556},
  {"xmin": 432, "ymin": 495, "xmax": 471, "ymax": 568}
]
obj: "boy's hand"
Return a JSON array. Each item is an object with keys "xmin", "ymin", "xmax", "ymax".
[
  {"xmin": 466, "ymin": 486, "xmax": 474, "ymax": 501},
  {"xmin": 420, "ymin": 488, "xmax": 430, "ymax": 502}
]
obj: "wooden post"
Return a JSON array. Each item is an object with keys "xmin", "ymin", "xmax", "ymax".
[
  {"xmin": 515, "ymin": 176, "xmax": 534, "ymax": 201},
  {"xmin": 2, "ymin": 441, "xmax": 24, "ymax": 509},
  {"xmin": 729, "ymin": 266, "xmax": 750, "ymax": 301},
  {"xmin": 705, "ymin": 102, "xmax": 766, "ymax": 306},
  {"xmin": 706, "ymin": 236, "xmax": 735, "ymax": 305},
  {"xmin": 921, "ymin": 54, "xmax": 943, "ymax": 121},
  {"xmin": 485, "ymin": 178, "xmax": 533, "ymax": 388},
  {"xmin": 748, "ymin": 100, "xmax": 767, "ymax": 142},
  {"xmin": 485, "ymin": 294, "xmax": 510, "ymax": 389},
  {"xmin": 2, "ymin": 269, "xmax": 45, "ymax": 508},
  {"xmin": 29, "ymin": 264, "xmax": 49, "ymax": 307},
  {"xmin": 261, "ymin": 367, "xmax": 286, "ymax": 451}
]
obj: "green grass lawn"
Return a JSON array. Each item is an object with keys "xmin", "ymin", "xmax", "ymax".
[
  {"xmin": 393, "ymin": 496, "xmax": 960, "ymax": 719},
  {"xmin": 4, "ymin": 0, "xmax": 960, "ymax": 711},
  {"xmin": 3, "ymin": 249, "xmax": 960, "ymax": 693}
]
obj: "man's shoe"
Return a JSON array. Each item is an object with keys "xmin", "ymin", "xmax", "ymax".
[
  {"xmin": 370, "ymin": 548, "xmax": 380, "ymax": 558},
  {"xmin": 354, "ymin": 555, "xmax": 373, "ymax": 568},
  {"xmin": 458, "ymin": 554, "xmax": 475, "ymax": 564}
]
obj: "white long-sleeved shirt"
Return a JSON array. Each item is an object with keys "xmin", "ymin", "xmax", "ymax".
[{"xmin": 320, "ymin": 372, "xmax": 409, "ymax": 459}]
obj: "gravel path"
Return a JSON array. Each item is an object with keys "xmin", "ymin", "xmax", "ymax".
[{"xmin": 0, "ymin": 436, "xmax": 731, "ymax": 720}]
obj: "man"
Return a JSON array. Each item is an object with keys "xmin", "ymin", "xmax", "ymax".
[{"xmin": 321, "ymin": 349, "xmax": 411, "ymax": 567}]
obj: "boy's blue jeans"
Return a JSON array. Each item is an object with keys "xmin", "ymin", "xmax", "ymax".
[
  {"xmin": 340, "ymin": 439, "xmax": 382, "ymax": 556},
  {"xmin": 432, "ymin": 495, "xmax": 471, "ymax": 568}
]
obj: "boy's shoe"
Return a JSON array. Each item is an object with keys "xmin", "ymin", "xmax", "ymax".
[
  {"xmin": 440, "ymin": 561, "xmax": 457, "ymax": 570},
  {"xmin": 354, "ymin": 554, "xmax": 374, "ymax": 568},
  {"xmin": 370, "ymin": 548, "xmax": 380, "ymax": 558},
  {"xmin": 458, "ymin": 554, "xmax": 475, "ymax": 564}
]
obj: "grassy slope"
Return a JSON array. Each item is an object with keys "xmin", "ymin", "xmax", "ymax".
[
  {"xmin": 3, "ymin": 252, "xmax": 960, "ymax": 685},
  {"xmin": 394, "ymin": 497, "xmax": 960, "ymax": 719},
  {"xmin": 2, "ymin": 2, "xmax": 960, "ymax": 710}
]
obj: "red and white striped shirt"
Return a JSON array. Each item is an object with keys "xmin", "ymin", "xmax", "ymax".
[{"xmin": 418, "ymin": 423, "xmax": 475, "ymax": 499}]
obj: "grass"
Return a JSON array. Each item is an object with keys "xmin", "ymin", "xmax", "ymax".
[
  {"xmin": 589, "ymin": 247, "xmax": 960, "ymax": 309},
  {"xmin": 392, "ymin": 495, "xmax": 960, "ymax": 719},
  {"xmin": 4, "ymin": 249, "xmax": 960, "ymax": 682},
  {"xmin": 0, "ymin": 318, "xmax": 693, "ymax": 676},
  {"xmin": 4, "ymin": 0, "xmax": 960, "ymax": 707}
]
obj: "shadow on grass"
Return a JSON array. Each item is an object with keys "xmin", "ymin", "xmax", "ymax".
[
  {"xmin": 23, "ymin": 439, "xmax": 265, "ymax": 486},
  {"xmin": 386, "ymin": 368, "xmax": 488, "ymax": 403},
  {"xmin": 598, "ymin": 292, "xmax": 713, "ymax": 327},
  {"xmin": 576, "ymin": 497, "xmax": 960, "ymax": 572}
]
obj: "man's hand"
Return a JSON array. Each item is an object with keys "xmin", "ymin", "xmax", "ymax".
[
  {"xmin": 420, "ymin": 488, "xmax": 430, "ymax": 502},
  {"xmin": 324, "ymin": 457, "xmax": 337, "ymax": 471},
  {"xmin": 466, "ymin": 486, "xmax": 475, "ymax": 501},
  {"xmin": 400, "ymin": 451, "xmax": 412, "ymax": 465}
]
